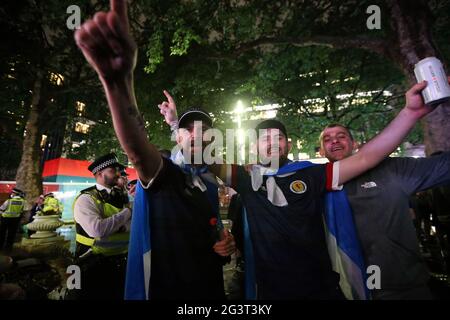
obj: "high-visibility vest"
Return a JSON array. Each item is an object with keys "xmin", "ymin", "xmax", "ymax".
[
  {"xmin": 73, "ymin": 187, "xmax": 129, "ymax": 256},
  {"xmin": 43, "ymin": 197, "xmax": 63, "ymax": 215},
  {"xmin": 1, "ymin": 197, "xmax": 25, "ymax": 218}
]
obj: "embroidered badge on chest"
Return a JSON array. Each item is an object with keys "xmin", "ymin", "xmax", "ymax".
[
  {"xmin": 361, "ymin": 181, "xmax": 377, "ymax": 189},
  {"xmin": 290, "ymin": 180, "xmax": 307, "ymax": 194}
]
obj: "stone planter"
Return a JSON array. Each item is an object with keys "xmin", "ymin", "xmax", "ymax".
[{"xmin": 26, "ymin": 215, "xmax": 64, "ymax": 239}]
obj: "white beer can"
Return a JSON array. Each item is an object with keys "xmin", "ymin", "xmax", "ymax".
[{"xmin": 414, "ymin": 57, "xmax": 450, "ymax": 106}]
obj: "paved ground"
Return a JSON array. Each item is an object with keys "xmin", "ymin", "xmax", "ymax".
[{"xmin": 1, "ymin": 228, "xmax": 450, "ymax": 300}]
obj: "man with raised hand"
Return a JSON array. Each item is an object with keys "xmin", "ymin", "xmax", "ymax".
[
  {"xmin": 318, "ymin": 82, "xmax": 450, "ymax": 300},
  {"xmin": 159, "ymin": 81, "xmax": 436, "ymax": 300},
  {"xmin": 75, "ymin": 0, "xmax": 234, "ymax": 300}
]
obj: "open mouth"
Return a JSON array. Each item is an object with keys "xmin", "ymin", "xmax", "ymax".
[{"xmin": 331, "ymin": 146, "xmax": 344, "ymax": 152}]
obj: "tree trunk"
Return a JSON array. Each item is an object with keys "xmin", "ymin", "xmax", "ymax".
[
  {"xmin": 15, "ymin": 71, "xmax": 44, "ymax": 209},
  {"xmin": 386, "ymin": 0, "xmax": 450, "ymax": 154}
]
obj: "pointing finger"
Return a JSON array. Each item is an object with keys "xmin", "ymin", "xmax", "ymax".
[
  {"xmin": 110, "ymin": 0, "xmax": 129, "ymax": 29},
  {"xmin": 163, "ymin": 90, "xmax": 175, "ymax": 105}
]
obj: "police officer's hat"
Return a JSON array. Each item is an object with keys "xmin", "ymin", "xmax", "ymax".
[
  {"xmin": 88, "ymin": 153, "xmax": 126, "ymax": 175},
  {"xmin": 12, "ymin": 188, "xmax": 24, "ymax": 196},
  {"xmin": 44, "ymin": 192, "xmax": 54, "ymax": 198},
  {"xmin": 178, "ymin": 108, "xmax": 213, "ymax": 129}
]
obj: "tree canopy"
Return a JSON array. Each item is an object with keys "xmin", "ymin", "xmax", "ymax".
[{"xmin": 1, "ymin": 0, "xmax": 450, "ymax": 182}]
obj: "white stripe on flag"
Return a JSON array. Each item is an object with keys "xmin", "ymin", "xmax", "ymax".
[
  {"xmin": 332, "ymin": 161, "xmax": 343, "ymax": 191},
  {"xmin": 143, "ymin": 250, "xmax": 151, "ymax": 300},
  {"xmin": 323, "ymin": 220, "xmax": 366, "ymax": 300}
]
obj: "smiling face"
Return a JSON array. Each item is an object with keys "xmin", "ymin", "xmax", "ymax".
[
  {"xmin": 319, "ymin": 125, "xmax": 357, "ymax": 162},
  {"xmin": 257, "ymin": 128, "xmax": 291, "ymax": 167}
]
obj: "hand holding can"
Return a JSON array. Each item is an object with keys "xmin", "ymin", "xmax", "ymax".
[{"xmin": 414, "ymin": 57, "xmax": 450, "ymax": 106}]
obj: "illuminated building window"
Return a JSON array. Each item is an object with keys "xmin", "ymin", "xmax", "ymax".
[
  {"xmin": 49, "ymin": 73, "xmax": 64, "ymax": 86},
  {"xmin": 75, "ymin": 101, "xmax": 86, "ymax": 116},
  {"xmin": 74, "ymin": 122, "xmax": 90, "ymax": 134},
  {"xmin": 40, "ymin": 135, "xmax": 47, "ymax": 148}
]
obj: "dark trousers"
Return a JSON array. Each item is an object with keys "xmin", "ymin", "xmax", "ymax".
[
  {"xmin": 0, "ymin": 217, "xmax": 21, "ymax": 251},
  {"xmin": 66, "ymin": 254, "xmax": 127, "ymax": 300}
]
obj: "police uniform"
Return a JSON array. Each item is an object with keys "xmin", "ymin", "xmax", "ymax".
[
  {"xmin": 72, "ymin": 153, "xmax": 131, "ymax": 300},
  {"xmin": 42, "ymin": 193, "xmax": 63, "ymax": 216},
  {"xmin": 0, "ymin": 188, "xmax": 25, "ymax": 251}
]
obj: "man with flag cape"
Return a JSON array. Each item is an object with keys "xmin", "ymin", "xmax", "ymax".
[
  {"xmin": 75, "ymin": 1, "xmax": 235, "ymax": 300},
  {"xmin": 318, "ymin": 119, "xmax": 450, "ymax": 300},
  {"xmin": 239, "ymin": 159, "xmax": 369, "ymax": 300}
]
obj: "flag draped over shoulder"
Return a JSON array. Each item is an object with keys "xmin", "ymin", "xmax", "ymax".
[
  {"xmin": 243, "ymin": 161, "xmax": 369, "ymax": 300},
  {"xmin": 124, "ymin": 156, "xmax": 221, "ymax": 300},
  {"xmin": 124, "ymin": 182, "xmax": 151, "ymax": 300},
  {"xmin": 324, "ymin": 190, "xmax": 369, "ymax": 300}
]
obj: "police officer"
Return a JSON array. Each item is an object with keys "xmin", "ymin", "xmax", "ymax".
[
  {"xmin": 0, "ymin": 188, "xmax": 26, "ymax": 251},
  {"xmin": 42, "ymin": 193, "xmax": 63, "ymax": 217},
  {"xmin": 72, "ymin": 153, "xmax": 132, "ymax": 300}
]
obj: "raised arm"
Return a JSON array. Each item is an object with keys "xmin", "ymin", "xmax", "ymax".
[
  {"xmin": 338, "ymin": 79, "xmax": 448, "ymax": 185},
  {"xmin": 158, "ymin": 90, "xmax": 178, "ymax": 129},
  {"xmin": 158, "ymin": 90, "xmax": 237, "ymax": 184},
  {"xmin": 74, "ymin": 0, "xmax": 161, "ymax": 184}
]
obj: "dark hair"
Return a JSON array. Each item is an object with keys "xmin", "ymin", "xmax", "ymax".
[
  {"xmin": 255, "ymin": 119, "xmax": 288, "ymax": 138},
  {"xmin": 319, "ymin": 123, "xmax": 354, "ymax": 143}
]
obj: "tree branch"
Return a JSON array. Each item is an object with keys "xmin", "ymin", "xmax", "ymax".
[{"xmin": 225, "ymin": 35, "xmax": 389, "ymax": 58}]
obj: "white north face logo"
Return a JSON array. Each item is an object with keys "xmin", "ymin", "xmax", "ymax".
[{"xmin": 361, "ymin": 181, "xmax": 377, "ymax": 189}]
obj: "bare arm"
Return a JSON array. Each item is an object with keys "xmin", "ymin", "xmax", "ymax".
[
  {"xmin": 338, "ymin": 80, "xmax": 438, "ymax": 184},
  {"xmin": 74, "ymin": 0, "xmax": 161, "ymax": 184}
]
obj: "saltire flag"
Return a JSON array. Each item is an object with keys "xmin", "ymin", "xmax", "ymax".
[
  {"xmin": 323, "ymin": 190, "xmax": 370, "ymax": 300},
  {"xmin": 124, "ymin": 181, "xmax": 151, "ymax": 300}
]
